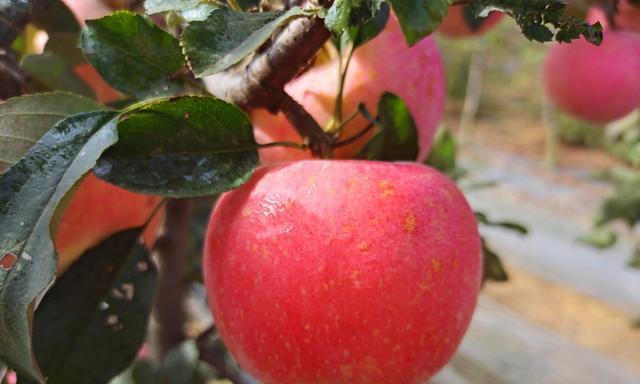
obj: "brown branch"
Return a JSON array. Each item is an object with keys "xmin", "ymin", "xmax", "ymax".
[
  {"xmin": 205, "ymin": 12, "xmax": 334, "ymax": 156},
  {"xmin": 278, "ymin": 91, "xmax": 334, "ymax": 157},
  {"xmin": 150, "ymin": 198, "xmax": 192, "ymax": 358}
]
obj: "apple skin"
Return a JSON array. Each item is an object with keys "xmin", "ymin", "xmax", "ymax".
[
  {"xmin": 253, "ymin": 14, "xmax": 445, "ymax": 164},
  {"xmin": 204, "ymin": 160, "xmax": 482, "ymax": 384},
  {"xmin": 542, "ymin": 30, "xmax": 640, "ymax": 123},
  {"xmin": 437, "ymin": 7, "xmax": 504, "ymax": 38},
  {"xmin": 54, "ymin": 173, "xmax": 163, "ymax": 275}
]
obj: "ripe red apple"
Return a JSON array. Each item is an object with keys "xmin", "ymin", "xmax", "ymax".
[
  {"xmin": 542, "ymin": 30, "xmax": 640, "ymax": 123},
  {"xmin": 204, "ymin": 160, "xmax": 482, "ymax": 384},
  {"xmin": 54, "ymin": 173, "xmax": 163, "ymax": 274},
  {"xmin": 437, "ymin": 6, "xmax": 504, "ymax": 38},
  {"xmin": 252, "ymin": 14, "xmax": 445, "ymax": 164}
]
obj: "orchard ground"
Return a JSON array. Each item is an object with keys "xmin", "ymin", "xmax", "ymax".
[{"xmin": 428, "ymin": 17, "xmax": 640, "ymax": 383}]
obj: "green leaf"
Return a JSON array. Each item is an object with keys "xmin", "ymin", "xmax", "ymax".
[
  {"xmin": 94, "ymin": 96, "xmax": 258, "ymax": 197},
  {"xmin": 30, "ymin": 228, "xmax": 157, "ymax": 384},
  {"xmin": 145, "ymin": 0, "xmax": 218, "ymax": 21},
  {"xmin": 182, "ymin": 7, "xmax": 311, "ymax": 77},
  {"xmin": 475, "ymin": 212, "xmax": 528, "ymax": 235},
  {"xmin": 580, "ymin": 227, "xmax": 617, "ymax": 249},
  {"xmin": 0, "ymin": 92, "xmax": 104, "ymax": 173},
  {"xmin": 326, "ymin": 0, "xmax": 382, "ymax": 35},
  {"xmin": 388, "ymin": 0, "xmax": 448, "ymax": 45},
  {"xmin": 22, "ymin": 53, "xmax": 95, "ymax": 98},
  {"xmin": 81, "ymin": 11, "xmax": 185, "ymax": 98},
  {"xmin": 470, "ymin": 0, "xmax": 602, "ymax": 45},
  {"xmin": 424, "ymin": 126, "xmax": 457, "ymax": 175},
  {"xmin": 0, "ymin": 111, "xmax": 118, "ymax": 382},
  {"xmin": 343, "ymin": 2, "xmax": 389, "ymax": 48},
  {"xmin": 162, "ymin": 341, "xmax": 200, "ymax": 384},
  {"xmin": 482, "ymin": 238, "xmax": 509, "ymax": 283},
  {"xmin": 357, "ymin": 93, "xmax": 419, "ymax": 161}
]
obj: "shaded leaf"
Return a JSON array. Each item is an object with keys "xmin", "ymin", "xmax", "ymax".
[
  {"xmin": 30, "ymin": 229, "xmax": 157, "ymax": 384},
  {"xmin": 470, "ymin": 0, "xmax": 602, "ymax": 45},
  {"xmin": 462, "ymin": 4, "xmax": 491, "ymax": 32},
  {"xmin": 163, "ymin": 341, "xmax": 200, "ymax": 384},
  {"xmin": 325, "ymin": 0, "xmax": 383, "ymax": 35},
  {"xmin": 482, "ymin": 238, "xmax": 509, "ymax": 283},
  {"xmin": 388, "ymin": 0, "xmax": 448, "ymax": 45},
  {"xmin": 475, "ymin": 212, "xmax": 528, "ymax": 235},
  {"xmin": 22, "ymin": 53, "xmax": 95, "ymax": 98},
  {"xmin": 81, "ymin": 11, "xmax": 185, "ymax": 98},
  {"xmin": 183, "ymin": 7, "xmax": 311, "ymax": 77},
  {"xmin": 0, "ymin": 92, "xmax": 103, "ymax": 173},
  {"xmin": 342, "ymin": 1, "xmax": 389, "ymax": 48},
  {"xmin": 94, "ymin": 96, "xmax": 258, "ymax": 197},
  {"xmin": 0, "ymin": 111, "xmax": 118, "ymax": 381},
  {"xmin": 357, "ymin": 93, "xmax": 419, "ymax": 161},
  {"xmin": 424, "ymin": 126, "xmax": 457, "ymax": 176}
]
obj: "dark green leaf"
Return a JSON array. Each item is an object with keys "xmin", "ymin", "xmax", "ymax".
[
  {"xmin": 0, "ymin": 92, "xmax": 103, "ymax": 173},
  {"xmin": 388, "ymin": 0, "xmax": 448, "ymax": 45},
  {"xmin": 94, "ymin": 96, "xmax": 258, "ymax": 197},
  {"xmin": 182, "ymin": 7, "xmax": 311, "ymax": 77},
  {"xmin": 326, "ymin": 0, "xmax": 353, "ymax": 34},
  {"xmin": 0, "ymin": 111, "xmax": 118, "ymax": 382},
  {"xmin": 81, "ymin": 11, "xmax": 185, "ymax": 98},
  {"xmin": 22, "ymin": 53, "xmax": 95, "ymax": 98},
  {"xmin": 475, "ymin": 212, "xmax": 528, "ymax": 235},
  {"xmin": 470, "ymin": 0, "xmax": 602, "ymax": 45},
  {"xmin": 145, "ymin": 0, "xmax": 218, "ymax": 21},
  {"xmin": 31, "ymin": 229, "xmax": 157, "ymax": 384},
  {"xmin": 482, "ymin": 238, "xmax": 509, "ymax": 283},
  {"xmin": 162, "ymin": 341, "xmax": 200, "ymax": 384},
  {"xmin": 424, "ymin": 126, "xmax": 457, "ymax": 175},
  {"xmin": 343, "ymin": 1, "xmax": 389, "ymax": 48},
  {"xmin": 357, "ymin": 93, "xmax": 419, "ymax": 161},
  {"xmin": 326, "ymin": 0, "xmax": 383, "ymax": 35},
  {"xmin": 462, "ymin": 4, "xmax": 490, "ymax": 32}
]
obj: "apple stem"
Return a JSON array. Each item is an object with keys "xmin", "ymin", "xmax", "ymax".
[
  {"xmin": 279, "ymin": 91, "xmax": 336, "ymax": 157},
  {"xmin": 150, "ymin": 198, "xmax": 193, "ymax": 358}
]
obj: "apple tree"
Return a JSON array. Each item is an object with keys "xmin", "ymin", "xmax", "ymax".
[{"xmin": 0, "ymin": 0, "xmax": 605, "ymax": 383}]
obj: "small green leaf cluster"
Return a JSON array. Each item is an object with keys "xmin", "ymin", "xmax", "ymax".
[{"xmin": 470, "ymin": 0, "xmax": 603, "ymax": 44}]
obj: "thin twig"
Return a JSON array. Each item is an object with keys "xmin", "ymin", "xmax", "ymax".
[{"xmin": 334, "ymin": 122, "xmax": 376, "ymax": 148}]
